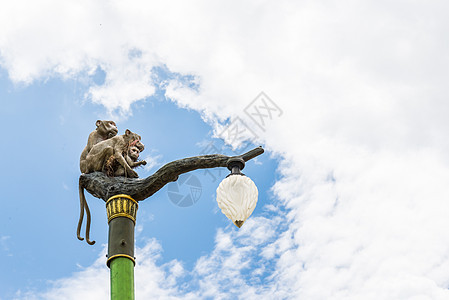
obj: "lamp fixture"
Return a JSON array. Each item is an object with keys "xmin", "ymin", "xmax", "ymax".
[{"xmin": 216, "ymin": 158, "xmax": 258, "ymax": 228}]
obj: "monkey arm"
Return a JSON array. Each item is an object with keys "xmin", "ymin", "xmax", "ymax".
[
  {"xmin": 114, "ymin": 152, "xmax": 133, "ymax": 170},
  {"xmin": 126, "ymin": 156, "xmax": 146, "ymax": 168},
  {"xmin": 125, "ymin": 155, "xmax": 135, "ymax": 166},
  {"xmin": 80, "ymin": 146, "xmax": 264, "ymax": 201},
  {"xmin": 129, "ymin": 160, "xmax": 146, "ymax": 167}
]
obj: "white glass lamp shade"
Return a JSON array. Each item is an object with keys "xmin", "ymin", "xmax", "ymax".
[{"xmin": 216, "ymin": 175, "xmax": 258, "ymax": 228}]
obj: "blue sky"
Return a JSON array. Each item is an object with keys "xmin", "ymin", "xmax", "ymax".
[{"xmin": 2, "ymin": 1, "xmax": 449, "ymax": 299}]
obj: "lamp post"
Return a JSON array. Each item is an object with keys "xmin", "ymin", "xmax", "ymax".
[
  {"xmin": 78, "ymin": 146, "xmax": 264, "ymax": 300},
  {"xmin": 106, "ymin": 194, "xmax": 138, "ymax": 300}
]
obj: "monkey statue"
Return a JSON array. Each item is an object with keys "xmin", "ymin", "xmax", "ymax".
[
  {"xmin": 78, "ymin": 128, "xmax": 145, "ymax": 245},
  {"xmin": 84, "ymin": 129, "xmax": 144, "ymax": 178},
  {"xmin": 105, "ymin": 145, "xmax": 147, "ymax": 177},
  {"xmin": 80, "ymin": 120, "xmax": 118, "ymax": 173}
]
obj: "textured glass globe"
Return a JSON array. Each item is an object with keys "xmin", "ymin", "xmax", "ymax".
[{"xmin": 216, "ymin": 174, "xmax": 258, "ymax": 228}]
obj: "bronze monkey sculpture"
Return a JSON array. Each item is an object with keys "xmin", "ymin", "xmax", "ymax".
[
  {"xmin": 80, "ymin": 120, "xmax": 118, "ymax": 173},
  {"xmin": 85, "ymin": 129, "xmax": 143, "ymax": 178},
  {"xmin": 105, "ymin": 145, "xmax": 147, "ymax": 177},
  {"xmin": 78, "ymin": 128, "xmax": 144, "ymax": 245},
  {"xmin": 78, "ymin": 120, "xmax": 117, "ymax": 245}
]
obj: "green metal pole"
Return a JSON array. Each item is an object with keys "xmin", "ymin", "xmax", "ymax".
[
  {"xmin": 110, "ymin": 257, "xmax": 135, "ymax": 300},
  {"xmin": 106, "ymin": 194, "xmax": 138, "ymax": 300}
]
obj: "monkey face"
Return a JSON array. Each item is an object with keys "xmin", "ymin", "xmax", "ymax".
[
  {"xmin": 129, "ymin": 146, "xmax": 140, "ymax": 161},
  {"xmin": 135, "ymin": 140, "xmax": 145, "ymax": 152},
  {"xmin": 125, "ymin": 130, "xmax": 145, "ymax": 154},
  {"xmin": 97, "ymin": 120, "xmax": 118, "ymax": 138}
]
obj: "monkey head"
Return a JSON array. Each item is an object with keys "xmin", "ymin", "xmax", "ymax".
[
  {"xmin": 128, "ymin": 146, "xmax": 140, "ymax": 161},
  {"xmin": 96, "ymin": 120, "xmax": 118, "ymax": 139},
  {"xmin": 126, "ymin": 129, "xmax": 144, "ymax": 151},
  {"xmin": 125, "ymin": 129, "xmax": 142, "ymax": 143},
  {"xmin": 135, "ymin": 140, "xmax": 145, "ymax": 152}
]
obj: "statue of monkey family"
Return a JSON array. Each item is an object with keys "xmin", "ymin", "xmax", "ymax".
[
  {"xmin": 78, "ymin": 120, "xmax": 146, "ymax": 245},
  {"xmin": 80, "ymin": 120, "xmax": 146, "ymax": 177}
]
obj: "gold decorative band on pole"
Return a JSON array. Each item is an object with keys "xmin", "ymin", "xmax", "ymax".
[
  {"xmin": 106, "ymin": 194, "xmax": 138, "ymax": 224},
  {"xmin": 107, "ymin": 254, "xmax": 136, "ymax": 267}
]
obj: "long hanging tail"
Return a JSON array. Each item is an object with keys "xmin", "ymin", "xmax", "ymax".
[
  {"xmin": 77, "ymin": 179, "xmax": 85, "ymax": 241},
  {"xmin": 77, "ymin": 177, "xmax": 96, "ymax": 245},
  {"xmin": 84, "ymin": 194, "xmax": 95, "ymax": 245}
]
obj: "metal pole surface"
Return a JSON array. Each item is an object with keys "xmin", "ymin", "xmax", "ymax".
[
  {"xmin": 106, "ymin": 194, "xmax": 138, "ymax": 300},
  {"xmin": 110, "ymin": 257, "xmax": 135, "ymax": 300}
]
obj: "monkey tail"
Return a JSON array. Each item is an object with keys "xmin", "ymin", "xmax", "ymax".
[
  {"xmin": 77, "ymin": 177, "xmax": 96, "ymax": 245},
  {"xmin": 84, "ymin": 197, "xmax": 96, "ymax": 245},
  {"xmin": 77, "ymin": 178, "xmax": 85, "ymax": 241}
]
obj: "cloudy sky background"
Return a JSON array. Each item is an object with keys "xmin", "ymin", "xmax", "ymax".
[{"xmin": 1, "ymin": 0, "xmax": 449, "ymax": 299}]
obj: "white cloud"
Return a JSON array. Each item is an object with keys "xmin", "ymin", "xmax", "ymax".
[
  {"xmin": 14, "ymin": 253, "xmax": 109, "ymax": 300},
  {"xmin": 142, "ymin": 154, "xmax": 163, "ymax": 173},
  {"xmin": 3, "ymin": 0, "xmax": 449, "ymax": 299},
  {"xmin": 269, "ymin": 148, "xmax": 449, "ymax": 299},
  {"xmin": 13, "ymin": 242, "xmax": 184, "ymax": 300}
]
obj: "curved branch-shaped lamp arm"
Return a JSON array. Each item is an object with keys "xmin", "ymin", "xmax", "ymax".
[{"xmin": 80, "ymin": 146, "xmax": 264, "ymax": 201}]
